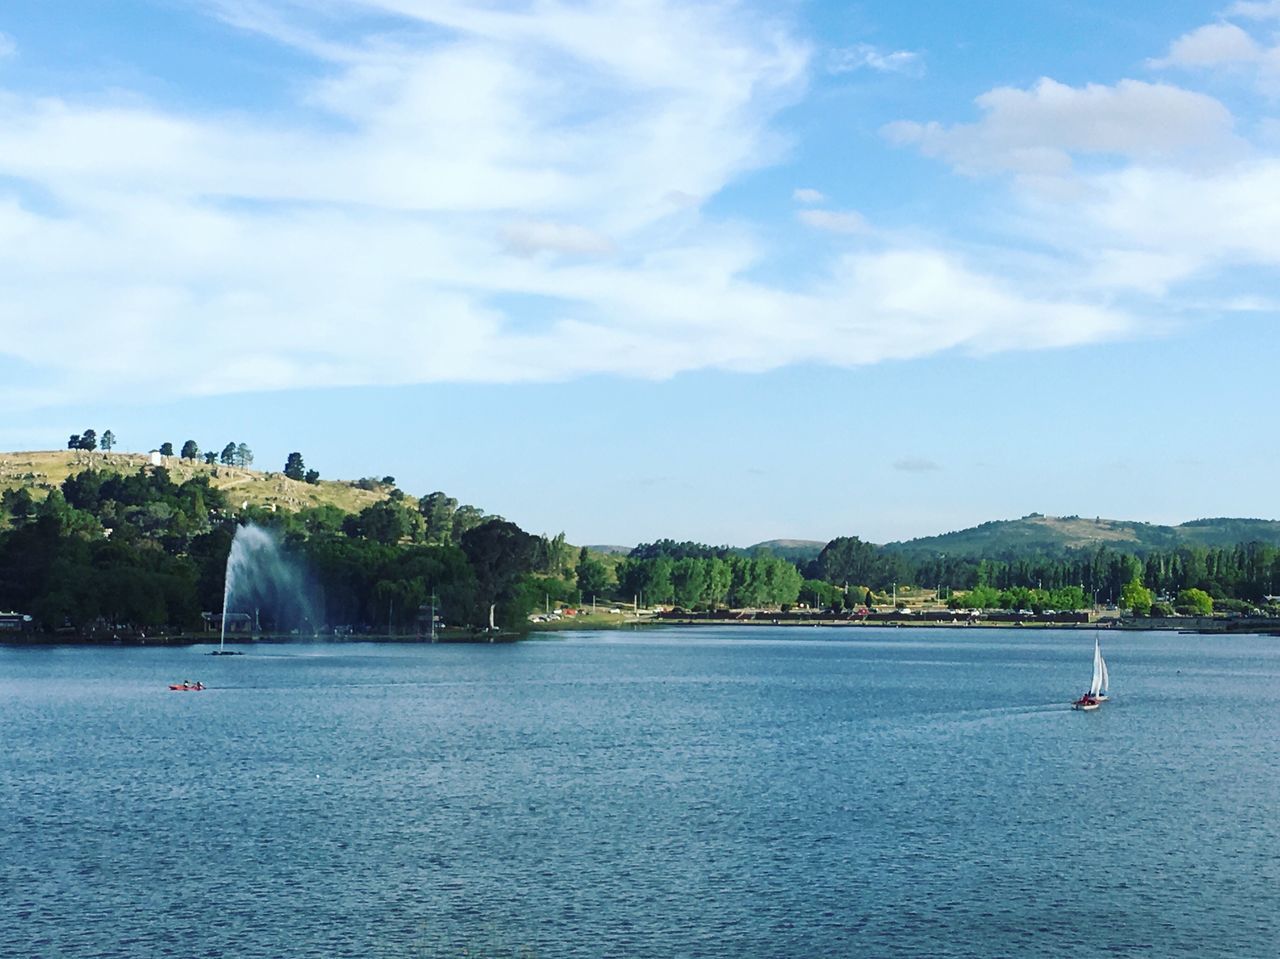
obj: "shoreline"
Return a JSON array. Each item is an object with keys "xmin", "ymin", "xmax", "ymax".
[{"xmin": 6, "ymin": 615, "xmax": 1280, "ymax": 647}]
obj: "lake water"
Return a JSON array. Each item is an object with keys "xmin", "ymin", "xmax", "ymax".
[{"xmin": 3, "ymin": 627, "xmax": 1279, "ymax": 958}]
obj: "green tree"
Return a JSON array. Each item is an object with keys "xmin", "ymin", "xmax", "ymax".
[
  {"xmin": 180, "ymin": 440, "xmax": 199, "ymax": 461},
  {"xmin": 1175, "ymin": 587, "xmax": 1214, "ymax": 616},
  {"xmin": 284, "ymin": 452, "xmax": 306, "ymax": 481},
  {"xmin": 418, "ymin": 492, "xmax": 458, "ymax": 545},
  {"xmin": 158, "ymin": 442, "xmax": 174, "ymax": 457},
  {"xmin": 68, "ymin": 434, "xmax": 81, "ymax": 450},
  {"xmin": 576, "ymin": 547, "xmax": 611, "ymax": 603},
  {"xmin": 304, "ymin": 469, "xmax": 320, "ymax": 485},
  {"xmin": 451, "ymin": 504, "xmax": 486, "ymax": 542},
  {"xmin": 1120, "ymin": 577, "xmax": 1153, "ymax": 616},
  {"xmin": 2, "ymin": 488, "xmax": 35, "ymax": 527},
  {"xmin": 236, "ymin": 443, "xmax": 253, "ymax": 468},
  {"xmin": 220, "ymin": 443, "xmax": 237, "ymax": 466},
  {"xmin": 204, "ymin": 451, "xmax": 217, "ymax": 465},
  {"xmin": 79, "ymin": 430, "xmax": 97, "ymax": 451},
  {"xmin": 460, "ymin": 519, "xmax": 541, "ymax": 626},
  {"xmin": 101, "ymin": 430, "xmax": 115, "ymax": 452}
]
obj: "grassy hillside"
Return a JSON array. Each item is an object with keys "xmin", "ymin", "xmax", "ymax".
[
  {"xmin": 742, "ymin": 539, "xmax": 827, "ymax": 563},
  {"xmin": 0, "ymin": 450, "xmax": 389, "ymax": 516},
  {"xmin": 884, "ymin": 513, "xmax": 1280, "ymax": 557}
]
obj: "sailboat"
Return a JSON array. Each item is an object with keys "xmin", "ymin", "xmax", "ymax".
[{"xmin": 1072, "ymin": 635, "xmax": 1110, "ymax": 711}]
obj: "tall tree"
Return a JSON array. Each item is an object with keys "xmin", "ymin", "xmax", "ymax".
[
  {"xmin": 283, "ymin": 452, "xmax": 306, "ymax": 481},
  {"xmin": 576, "ymin": 546, "xmax": 609, "ymax": 603},
  {"xmin": 67, "ymin": 434, "xmax": 81, "ymax": 450},
  {"xmin": 418, "ymin": 492, "xmax": 458, "ymax": 545},
  {"xmin": 180, "ymin": 440, "xmax": 199, "ymax": 461},
  {"xmin": 204, "ymin": 451, "xmax": 218, "ymax": 465},
  {"xmin": 460, "ymin": 519, "xmax": 541, "ymax": 626},
  {"xmin": 159, "ymin": 442, "xmax": 174, "ymax": 457},
  {"xmin": 236, "ymin": 443, "xmax": 254, "ymax": 468},
  {"xmin": 79, "ymin": 430, "xmax": 97, "ymax": 452},
  {"xmin": 220, "ymin": 443, "xmax": 237, "ymax": 466},
  {"xmin": 100, "ymin": 430, "xmax": 115, "ymax": 452}
]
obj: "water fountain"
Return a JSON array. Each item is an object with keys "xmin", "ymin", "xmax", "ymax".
[{"xmin": 211, "ymin": 523, "xmax": 315, "ymax": 654}]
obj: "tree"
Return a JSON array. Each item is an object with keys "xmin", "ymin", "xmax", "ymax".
[
  {"xmin": 101, "ymin": 430, "xmax": 115, "ymax": 452},
  {"xmin": 2, "ymin": 488, "xmax": 35, "ymax": 526},
  {"xmin": 419, "ymin": 492, "xmax": 458, "ymax": 545},
  {"xmin": 1175, "ymin": 587, "xmax": 1214, "ymax": 617},
  {"xmin": 220, "ymin": 443, "xmax": 237, "ymax": 466},
  {"xmin": 68, "ymin": 434, "xmax": 81, "ymax": 450},
  {"xmin": 381, "ymin": 476, "xmax": 396, "ymax": 485},
  {"xmin": 451, "ymin": 504, "xmax": 486, "ymax": 542},
  {"xmin": 79, "ymin": 430, "xmax": 97, "ymax": 451},
  {"xmin": 204, "ymin": 452, "xmax": 218, "ymax": 465},
  {"xmin": 460, "ymin": 519, "xmax": 541, "ymax": 626},
  {"xmin": 284, "ymin": 452, "xmax": 306, "ymax": 481},
  {"xmin": 1120, "ymin": 577, "xmax": 1153, "ymax": 616},
  {"xmin": 180, "ymin": 440, "xmax": 199, "ymax": 461},
  {"xmin": 159, "ymin": 442, "xmax": 174, "ymax": 457},
  {"xmin": 304, "ymin": 469, "xmax": 320, "ymax": 485},
  {"xmin": 576, "ymin": 547, "xmax": 610, "ymax": 603},
  {"xmin": 236, "ymin": 443, "xmax": 253, "ymax": 468}
]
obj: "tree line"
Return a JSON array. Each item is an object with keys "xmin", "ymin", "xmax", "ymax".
[{"xmin": 0, "ymin": 466, "xmax": 575, "ymax": 634}]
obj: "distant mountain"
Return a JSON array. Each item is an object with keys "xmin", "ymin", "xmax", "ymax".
[
  {"xmin": 883, "ymin": 514, "xmax": 1280, "ymax": 557},
  {"xmin": 743, "ymin": 539, "xmax": 827, "ymax": 563}
]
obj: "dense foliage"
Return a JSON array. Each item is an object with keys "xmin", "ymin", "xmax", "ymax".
[
  {"xmin": 3, "ymin": 461, "xmax": 1279, "ymax": 635},
  {"xmin": 0, "ymin": 466, "xmax": 563, "ymax": 634}
]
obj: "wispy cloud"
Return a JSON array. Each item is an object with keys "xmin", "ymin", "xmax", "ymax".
[
  {"xmin": 893, "ymin": 456, "xmax": 942, "ymax": 473},
  {"xmin": 796, "ymin": 208, "xmax": 868, "ymax": 234},
  {"xmin": 792, "ymin": 187, "xmax": 826, "ymax": 204},
  {"xmin": 885, "ymin": 78, "xmax": 1238, "ymax": 177},
  {"xmin": 829, "ymin": 43, "xmax": 922, "ymax": 76},
  {"xmin": 1227, "ymin": 1, "xmax": 1280, "ymax": 18},
  {"xmin": 500, "ymin": 221, "xmax": 615, "ymax": 258},
  {"xmin": 0, "ymin": 32, "xmax": 16, "ymax": 59},
  {"xmin": 0, "ymin": 2, "xmax": 1144, "ymax": 410}
]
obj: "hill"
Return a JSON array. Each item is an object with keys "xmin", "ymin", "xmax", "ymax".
[
  {"xmin": 743, "ymin": 539, "xmax": 827, "ymax": 563},
  {"xmin": 883, "ymin": 513, "xmax": 1280, "ymax": 558},
  {"xmin": 0, "ymin": 450, "xmax": 390, "ymax": 516}
]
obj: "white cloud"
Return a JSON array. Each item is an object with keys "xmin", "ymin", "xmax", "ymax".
[
  {"xmin": 1227, "ymin": 1, "xmax": 1280, "ymax": 18},
  {"xmin": 829, "ymin": 43, "xmax": 922, "ymax": 76},
  {"xmin": 792, "ymin": 187, "xmax": 826, "ymax": 204},
  {"xmin": 0, "ymin": 1, "xmax": 1144, "ymax": 410},
  {"xmin": 1149, "ymin": 16, "xmax": 1280, "ymax": 94},
  {"xmin": 1148, "ymin": 22, "xmax": 1260, "ymax": 68},
  {"xmin": 500, "ymin": 221, "xmax": 615, "ymax": 258},
  {"xmin": 796, "ymin": 208, "xmax": 868, "ymax": 234},
  {"xmin": 885, "ymin": 77, "xmax": 1237, "ymax": 177}
]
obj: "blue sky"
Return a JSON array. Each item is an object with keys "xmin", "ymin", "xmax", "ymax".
[{"xmin": 1, "ymin": 0, "xmax": 1277, "ymax": 546}]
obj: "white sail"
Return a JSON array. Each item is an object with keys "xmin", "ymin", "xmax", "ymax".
[
  {"xmin": 1099, "ymin": 650, "xmax": 1110, "ymax": 697},
  {"xmin": 1089, "ymin": 637, "xmax": 1105, "ymax": 697}
]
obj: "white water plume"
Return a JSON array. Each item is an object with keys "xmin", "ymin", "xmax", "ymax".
[{"xmin": 219, "ymin": 523, "xmax": 316, "ymax": 648}]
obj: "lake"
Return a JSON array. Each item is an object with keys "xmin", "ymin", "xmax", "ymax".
[{"xmin": 3, "ymin": 627, "xmax": 1279, "ymax": 958}]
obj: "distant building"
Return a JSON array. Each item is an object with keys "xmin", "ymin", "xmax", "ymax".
[
  {"xmin": 201, "ymin": 612, "xmax": 253, "ymax": 633},
  {"xmin": 0, "ymin": 611, "xmax": 34, "ymax": 632},
  {"xmin": 149, "ymin": 450, "xmax": 165, "ymax": 466}
]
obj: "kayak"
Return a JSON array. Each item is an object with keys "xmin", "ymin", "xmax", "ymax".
[{"xmin": 169, "ymin": 683, "xmax": 205, "ymax": 691}]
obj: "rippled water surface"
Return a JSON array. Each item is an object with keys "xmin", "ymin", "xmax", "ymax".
[{"xmin": 3, "ymin": 627, "xmax": 1279, "ymax": 958}]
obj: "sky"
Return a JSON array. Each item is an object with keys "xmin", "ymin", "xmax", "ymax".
[{"xmin": 1, "ymin": 0, "xmax": 1278, "ymax": 546}]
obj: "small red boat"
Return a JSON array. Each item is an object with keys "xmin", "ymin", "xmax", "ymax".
[{"xmin": 169, "ymin": 682, "xmax": 205, "ymax": 691}]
